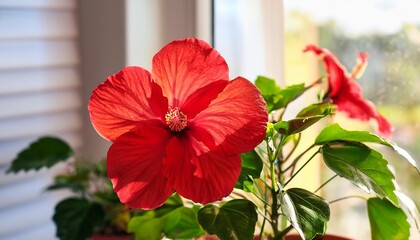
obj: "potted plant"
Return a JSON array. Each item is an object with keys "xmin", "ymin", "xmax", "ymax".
[
  {"xmin": 7, "ymin": 138, "xmax": 134, "ymax": 240},
  {"xmin": 86, "ymin": 38, "xmax": 419, "ymax": 239},
  {"xmin": 8, "ymin": 38, "xmax": 419, "ymax": 240}
]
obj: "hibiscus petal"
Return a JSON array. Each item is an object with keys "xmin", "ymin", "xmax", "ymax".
[
  {"xmin": 181, "ymin": 80, "xmax": 228, "ymax": 119},
  {"xmin": 189, "ymin": 77, "xmax": 268, "ymax": 154},
  {"xmin": 351, "ymin": 52, "xmax": 368, "ymax": 79},
  {"xmin": 334, "ymin": 80, "xmax": 393, "ymax": 137},
  {"xmin": 304, "ymin": 45, "xmax": 347, "ymax": 97},
  {"xmin": 162, "ymin": 136, "xmax": 241, "ymax": 204},
  {"xmin": 107, "ymin": 126, "xmax": 173, "ymax": 209},
  {"xmin": 89, "ymin": 67, "xmax": 168, "ymax": 141},
  {"xmin": 306, "ymin": 45, "xmax": 393, "ymax": 137},
  {"xmin": 152, "ymin": 38, "xmax": 229, "ymax": 107}
]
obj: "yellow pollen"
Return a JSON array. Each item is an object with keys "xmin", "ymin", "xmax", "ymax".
[{"xmin": 165, "ymin": 107, "xmax": 187, "ymax": 132}]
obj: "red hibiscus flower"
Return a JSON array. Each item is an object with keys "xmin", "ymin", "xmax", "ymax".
[
  {"xmin": 88, "ymin": 38, "xmax": 268, "ymax": 209},
  {"xmin": 304, "ymin": 45, "xmax": 393, "ymax": 138}
]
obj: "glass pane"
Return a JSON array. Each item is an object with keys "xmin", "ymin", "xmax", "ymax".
[{"xmin": 284, "ymin": 0, "xmax": 420, "ymax": 238}]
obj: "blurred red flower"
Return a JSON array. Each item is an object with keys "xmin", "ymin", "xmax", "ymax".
[
  {"xmin": 304, "ymin": 45, "xmax": 393, "ymax": 137},
  {"xmin": 88, "ymin": 38, "xmax": 268, "ymax": 209}
]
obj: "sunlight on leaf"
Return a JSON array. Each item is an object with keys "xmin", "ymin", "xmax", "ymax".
[
  {"xmin": 128, "ymin": 194, "xmax": 203, "ymax": 240},
  {"xmin": 315, "ymin": 123, "xmax": 419, "ymax": 174},
  {"xmin": 368, "ymin": 198, "xmax": 410, "ymax": 240},
  {"xmin": 275, "ymin": 103, "xmax": 334, "ymax": 136},
  {"xmin": 281, "ymin": 188, "xmax": 330, "ymax": 240},
  {"xmin": 297, "ymin": 103, "xmax": 335, "ymax": 117},
  {"xmin": 198, "ymin": 199, "xmax": 257, "ymax": 240},
  {"xmin": 128, "ymin": 212, "xmax": 165, "ymax": 240},
  {"xmin": 315, "ymin": 123, "xmax": 390, "ymax": 146},
  {"xmin": 275, "ymin": 115, "xmax": 325, "ymax": 136},
  {"xmin": 255, "ymin": 76, "xmax": 307, "ymax": 112},
  {"xmin": 321, "ymin": 141, "xmax": 399, "ymax": 206},
  {"xmin": 395, "ymin": 191, "xmax": 420, "ymax": 231},
  {"xmin": 392, "ymin": 145, "xmax": 420, "ymax": 175},
  {"xmin": 164, "ymin": 207, "xmax": 204, "ymax": 239},
  {"xmin": 235, "ymin": 150, "xmax": 263, "ymax": 192}
]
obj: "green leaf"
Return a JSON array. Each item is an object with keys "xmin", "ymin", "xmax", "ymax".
[
  {"xmin": 198, "ymin": 199, "xmax": 258, "ymax": 240},
  {"xmin": 128, "ymin": 212, "xmax": 165, "ymax": 240},
  {"xmin": 315, "ymin": 123, "xmax": 391, "ymax": 146},
  {"xmin": 281, "ymin": 188, "xmax": 330, "ymax": 240},
  {"xmin": 128, "ymin": 194, "xmax": 203, "ymax": 240},
  {"xmin": 47, "ymin": 169, "xmax": 89, "ymax": 193},
  {"xmin": 255, "ymin": 76, "xmax": 281, "ymax": 96},
  {"xmin": 93, "ymin": 191, "xmax": 120, "ymax": 204},
  {"xmin": 164, "ymin": 206, "xmax": 205, "ymax": 239},
  {"xmin": 367, "ymin": 198, "xmax": 410, "ymax": 240},
  {"xmin": 274, "ymin": 103, "xmax": 334, "ymax": 136},
  {"xmin": 235, "ymin": 150, "xmax": 263, "ymax": 192},
  {"xmin": 274, "ymin": 83, "xmax": 306, "ymax": 110},
  {"xmin": 7, "ymin": 137, "xmax": 73, "ymax": 173},
  {"xmin": 53, "ymin": 198, "xmax": 105, "ymax": 240},
  {"xmin": 275, "ymin": 115, "xmax": 325, "ymax": 136},
  {"xmin": 255, "ymin": 76, "xmax": 307, "ymax": 112},
  {"xmin": 154, "ymin": 193, "xmax": 183, "ymax": 217},
  {"xmin": 297, "ymin": 103, "xmax": 335, "ymax": 118},
  {"xmin": 92, "ymin": 158, "xmax": 108, "ymax": 177},
  {"xmin": 315, "ymin": 124, "xmax": 419, "ymax": 174},
  {"xmin": 321, "ymin": 141, "xmax": 398, "ymax": 206}
]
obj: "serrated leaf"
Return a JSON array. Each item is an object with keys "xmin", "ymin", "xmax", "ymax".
[
  {"xmin": 315, "ymin": 123, "xmax": 390, "ymax": 146},
  {"xmin": 255, "ymin": 76, "xmax": 307, "ymax": 112},
  {"xmin": 255, "ymin": 76, "xmax": 281, "ymax": 96},
  {"xmin": 367, "ymin": 198, "xmax": 410, "ymax": 240},
  {"xmin": 235, "ymin": 150, "xmax": 263, "ymax": 192},
  {"xmin": 315, "ymin": 124, "xmax": 419, "ymax": 174},
  {"xmin": 7, "ymin": 137, "xmax": 73, "ymax": 173},
  {"xmin": 321, "ymin": 141, "xmax": 398, "ymax": 206},
  {"xmin": 395, "ymin": 191, "xmax": 420, "ymax": 231},
  {"xmin": 53, "ymin": 198, "xmax": 105, "ymax": 240},
  {"xmin": 274, "ymin": 83, "xmax": 306, "ymax": 110},
  {"xmin": 281, "ymin": 188, "xmax": 330, "ymax": 240},
  {"xmin": 198, "ymin": 199, "xmax": 258, "ymax": 240}
]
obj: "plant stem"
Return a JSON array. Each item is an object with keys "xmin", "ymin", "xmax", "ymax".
[
  {"xmin": 259, "ymin": 207, "xmax": 268, "ymax": 238},
  {"xmin": 266, "ymin": 139, "xmax": 280, "ymax": 237},
  {"xmin": 283, "ymin": 133, "xmax": 301, "ymax": 163},
  {"xmin": 283, "ymin": 150, "xmax": 319, "ymax": 188},
  {"xmin": 329, "ymin": 195, "xmax": 368, "ymax": 204},
  {"xmin": 281, "ymin": 144, "xmax": 316, "ymax": 173},
  {"xmin": 313, "ymin": 174, "xmax": 338, "ymax": 193},
  {"xmin": 278, "ymin": 108, "xmax": 286, "ymax": 122},
  {"xmin": 270, "ymin": 187, "xmax": 279, "ymax": 236},
  {"xmin": 275, "ymin": 225, "xmax": 294, "ymax": 240}
]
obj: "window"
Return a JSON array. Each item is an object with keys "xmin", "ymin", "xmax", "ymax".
[
  {"xmin": 0, "ymin": 1, "xmax": 81, "ymax": 239},
  {"xmin": 284, "ymin": 0, "xmax": 420, "ymax": 238}
]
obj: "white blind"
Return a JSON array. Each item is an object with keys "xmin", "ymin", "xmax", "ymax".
[{"xmin": 0, "ymin": 0, "xmax": 81, "ymax": 239}]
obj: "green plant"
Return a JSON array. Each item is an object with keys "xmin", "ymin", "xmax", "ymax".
[
  {"xmin": 7, "ymin": 39, "xmax": 420, "ymax": 240},
  {"xmin": 7, "ymin": 137, "xmax": 133, "ymax": 240}
]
